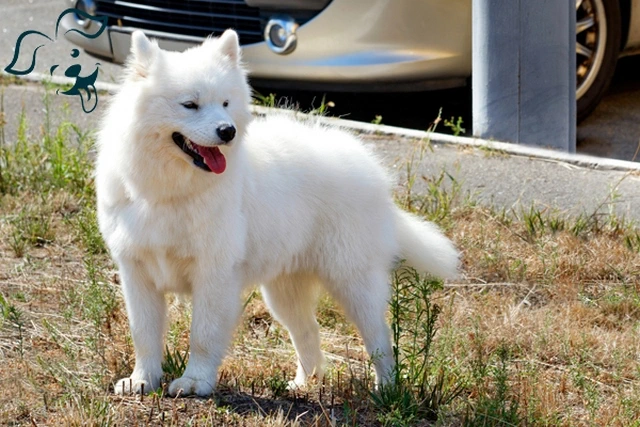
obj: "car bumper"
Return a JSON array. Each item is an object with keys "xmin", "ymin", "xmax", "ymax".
[{"xmin": 61, "ymin": 0, "xmax": 471, "ymax": 91}]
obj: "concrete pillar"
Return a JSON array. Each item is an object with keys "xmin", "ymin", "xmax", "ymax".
[{"xmin": 472, "ymin": 0, "xmax": 576, "ymax": 152}]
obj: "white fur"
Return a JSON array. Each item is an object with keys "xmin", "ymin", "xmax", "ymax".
[{"xmin": 96, "ymin": 31, "xmax": 460, "ymax": 397}]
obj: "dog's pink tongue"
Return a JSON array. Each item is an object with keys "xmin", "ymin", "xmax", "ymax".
[{"xmin": 198, "ymin": 146, "xmax": 226, "ymax": 174}]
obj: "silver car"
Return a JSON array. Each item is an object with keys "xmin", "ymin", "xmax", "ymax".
[{"xmin": 62, "ymin": 0, "xmax": 640, "ymax": 121}]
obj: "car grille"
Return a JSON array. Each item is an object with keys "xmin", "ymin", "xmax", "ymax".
[{"xmin": 94, "ymin": 0, "xmax": 264, "ymax": 45}]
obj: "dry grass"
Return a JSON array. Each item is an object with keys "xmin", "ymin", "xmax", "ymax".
[{"xmin": 1, "ymin": 98, "xmax": 640, "ymax": 426}]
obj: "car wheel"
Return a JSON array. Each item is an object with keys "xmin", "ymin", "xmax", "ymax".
[{"xmin": 576, "ymin": 0, "xmax": 621, "ymax": 122}]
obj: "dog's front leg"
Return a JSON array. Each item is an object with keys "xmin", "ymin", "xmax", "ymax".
[
  {"xmin": 168, "ymin": 270, "xmax": 242, "ymax": 397},
  {"xmin": 115, "ymin": 258, "xmax": 166, "ymax": 395}
]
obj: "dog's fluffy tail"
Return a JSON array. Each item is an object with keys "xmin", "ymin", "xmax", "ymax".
[{"xmin": 394, "ymin": 208, "xmax": 460, "ymax": 279}]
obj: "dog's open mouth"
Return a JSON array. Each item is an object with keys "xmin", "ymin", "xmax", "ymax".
[{"xmin": 172, "ymin": 132, "xmax": 226, "ymax": 174}]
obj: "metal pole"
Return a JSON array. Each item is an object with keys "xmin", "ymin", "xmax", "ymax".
[{"xmin": 472, "ymin": 0, "xmax": 576, "ymax": 152}]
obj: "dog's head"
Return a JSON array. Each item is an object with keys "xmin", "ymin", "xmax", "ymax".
[{"xmin": 123, "ymin": 30, "xmax": 253, "ymax": 175}]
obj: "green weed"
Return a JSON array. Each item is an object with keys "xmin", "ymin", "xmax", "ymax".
[
  {"xmin": 522, "ymin": 205, "xmax": 545, "ymax": 239},
  {"xmin": 624, "ymin": 231, "xmax": 640, "ymax": 252},
  {"xmin": 253, "ymin": 91, "xmax": 277, "ymax": 108},
  {"xmin": 415, "ymin": 170, "xmax": 462, "ymax": 226},
  {"xmin": 464, "ymin": 344, "xmax": 521, "ymax": 426},
  {"xmin": 74, "ymin": 206, "xmax": 107, "ymax": 256},
  {"xmin": 66, "ymin": 393, "xmax": 115, "ymax": 426},
  {"xmin": 266, "ymin": 372, "xmax": 289, "ymax": 398},
  {"xmin": 307, "ymin": 94, "xmax": 335, "ymax": 116},
  {"xmin": 370, "ymin": 266, "xmax": 464, "ymax": 426},
  {"xmin": 8, "ymin": 204, "xmax": 55, "ymax": 256},
  {"xmin": 81, "ymin": 253, "xmax": 119, "ymax": 366},
  {"xmin": 0, "ymin": 96, "xmax": 93, "ymax": 197},
  {"xmin": 162, "ymin": 344, "xmax": 189, "ymax": 381},
  {"xmin": 82, "ymin": 255, "xmax": 118, "ymax": 330},
  {"xmin": 444, "ymin": 116, "xmax": 466, "ymax": 136},
  {"xmin": 0, "ymin": 293, "xmax": 26, "ymax": 357}
]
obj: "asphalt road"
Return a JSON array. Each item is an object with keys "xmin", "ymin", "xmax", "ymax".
[
  {"xmin": 2, "ymin": 0, "xmax": 640, "ymax": 164},
  {"xmin": 577, "ymin": 55, "xmax": 640, "ymax": 162}
]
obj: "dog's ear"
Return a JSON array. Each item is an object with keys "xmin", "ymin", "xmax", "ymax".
[
  {"xmin": 218, "ymin": 29, "xmax": 240, "ymax": 65},
  {"xmin": 128, "ymin": 30, "xmax": 159, "ymax": 78}
]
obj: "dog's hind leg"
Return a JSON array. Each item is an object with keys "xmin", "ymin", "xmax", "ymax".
[
  {"xmin": 261, "ymin": 274, "xmax": 325, "ymax": 388},
  {"xmin": 324, "ymin": 268, "xmax": 394, "ymax": 385}
]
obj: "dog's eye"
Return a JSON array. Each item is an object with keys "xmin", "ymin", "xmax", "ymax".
[
  {"xmin": 223, "ymin": 100, "xmax": 229, "ymax": 108},
  {"xmin": 182, "ymin": 101, "xmax": 199, "ymax": 110}
]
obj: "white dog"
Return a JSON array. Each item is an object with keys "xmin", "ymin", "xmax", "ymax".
[{"xmin": 95, "ymin": 30, "xmax": 459, "ymax": 397}]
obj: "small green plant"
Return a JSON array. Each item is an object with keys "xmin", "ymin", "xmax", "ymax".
[
  {"xmin": 522, "ymin": 204, "xmax": 545, "ymax": 239},
  {"xmin": 83, "ymin": 257, "xmax": 116, "ymax": 327},
  {"xmin": 2, "ymin": 130, "xmax": 89, "ymax": 192},
  {"xmin": 67, "ymin": 393, "xmax": 115, "ymax": 426},
  {"xmin": 0, "ymin": 105, "xmax": 30, "ymax": 194},
  {"xmin": 266, "ymin": 372, "xmax": 289, "ymax": 398},
  {"xmin": 163, "ymin": 344, "xmax": 189, "ymax": 381},
  {"xmin": 444, "ymin": 116, "xmax": 466, "ymax": 136},
  {"xmin": 307, "ymin": 95, "xmax": 334, "ymax": 116},
  {"xmin": 0, "ymin": 293, "xmax": 26, "ymax": 357},
  {"xmin": 547, "ymin": 213, "xmax": 566, "ymax": 233},
  {"xmin": 415, "ymin": 170, "xmax": 462, "ymax": 226},
  {"xmin": 75, "ymin": 207, "xmax": 107, "ymax": 255},
  {"xmin": 571, "ymin": 213, "xmax": 590, "ymax": 237},
  {"xmin": 464, "ymin": 344, "xmax": 521, "ymax": 426},
  {"xmin": 570, "ymin": 358, "xmax": 601, "ymax": 422},
  {"xmin": 370, "ymin": 266, "xmax": 464, "ymax": 426},
  {"xmin": 624, "ymin": 231, "xmax": 640, "ymax": 252},
  {"xmin": 0, "ymin": 88, "xmax": 94, "ymax": 197},
  {"xmin": 45, "ymin": 122, "xmax": 93, "ymax": 195},
  {"xmin": 401, "ymin": 110, "xmax": 442, "ymax": 212},
  {"xmin": 8, "ymin": 226, "xmax": 27, "ymax": 258},
  {"xmin": 341, "ymin": 401, "xmax": 358, "ymax": 426},
  {"xmin": 253, "ymin": 91, "xmax": 277, "ymax": 108},
  {"xmin": 82, "ymin": 254, "xmax": 118, "ymax": 361},
  {"xmin": 8, "ymin": 205, "xmax": 55, "ymax": 256},
  {"xmin": 371, "ymin": 115, "xmax": 383, "ymax": 125}
]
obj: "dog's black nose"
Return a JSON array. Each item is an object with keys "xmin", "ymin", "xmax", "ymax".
[{"xmin": 216, "ymin": 124, "xmax": 236, "ymax": 143}]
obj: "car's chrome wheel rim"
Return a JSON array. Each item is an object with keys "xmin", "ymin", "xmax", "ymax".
[{"xmin": 576, "ymin": 0, "xmax": 607, "ymax": 98}]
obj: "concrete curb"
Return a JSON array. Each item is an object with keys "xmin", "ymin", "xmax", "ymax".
[
  {"xmin": 2, "ymin": 71, "xmax": 121, "ymax": 94},
  {"xmin": 6, "ymin": 72, "xmax": 640, "ymax": 172},
  {"xmin": 251, "ymin": 105, "xmax": 640, "ymax": 172}
]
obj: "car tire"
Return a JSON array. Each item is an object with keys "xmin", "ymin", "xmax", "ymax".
[{"xmin": 576, "ymin": 0, "xmax": 622, "ymax": 122}]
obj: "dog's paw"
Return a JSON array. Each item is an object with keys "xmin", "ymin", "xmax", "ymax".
[
  {"xmin": 287, "ymin": 379, "xmax": 306, "ymax": 391},
  {"xmin": 287, "ymin": 371, "xmax": 322, "ymax": 391},
  {"xmin": 287, "ymin": 371, "xmax": 310, "ymax": 391},
  {"xmin": 168, "ymin": 376, "xmax": 215, "ymax": 397},
  {"xmin": 114, "ymin": 376, "xmax": 159, "ymax": 395}
]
